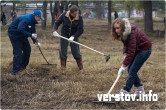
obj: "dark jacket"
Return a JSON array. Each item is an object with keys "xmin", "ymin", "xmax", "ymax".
[
  {"xmin": 8, "ymin": 14, "xmax": 37, "ymax": 40},
  {"xmin": 122, "ymin": 23, "xmax": 152, "ymax": 67},
  {"xmin": 54, "ymin": 11, "xmax": 84, "ymax": 38},
  {"xmin": 1, "ymin": 13, "xmax": 7, "ymax": 25}
]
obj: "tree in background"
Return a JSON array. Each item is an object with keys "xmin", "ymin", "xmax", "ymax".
[
  {"xmin": 50, "ymin": 1, "xmax": 55, "ymax": 27},
  {"xmin": 108, "ymin": 1, "xmax": 112, "ymax": 29},
  {"xmin": 94, "ymin": 1, "xmax": 103, "ymax": 19},
  {"xmin": 143, "ymin": 1, "xmax": 153, "ymax": 32},
  {"xmin": 152, "ymin": 1, "xmax": 165, "ymax": 11},
  {"xmin": 112, "ymin": 1, "xmax": 143, "ymax": 18},
  {"xmin": 42, "ymin": 1, "xmax": 47, "ymax": 30},
  {"xmin": 12, "ymin": 1, "xmax": 16, "ymax": 11},
  {"xmin": 50, "ymin": 1, "xmax": 70, "ymax": 27}
]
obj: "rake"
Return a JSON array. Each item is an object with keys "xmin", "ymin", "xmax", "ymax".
[
  {"xmin": 58, "ymin": 35, "xmax": 110, "ymax": 62},
  {"xmin": 92, "ymin": 74, "xmax": 122, "ymax": 105}
]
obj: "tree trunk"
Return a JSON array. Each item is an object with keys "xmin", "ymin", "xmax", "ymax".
[
  {"xmin": 108, "ymin": 1, "xmax": 112, "ymax": 29},
  {"xmin": 50, "ymin": 1, "xmax": 55, "ymax": 27},
  {"xmin": 64, "ymin": 1, "xmax": 70, "ymax": 11},
  {"xmin": 54, "ymin": 1, "xmax": 61, "ymax": 20},
  {"xmin": 143, "ymin": 1, "xmax": 153, "ymax": 32},
  {"xmin": 42, "ymin": 1, "xmax": 47, "ymax": 30},
  {"xmin": 127, "ymin": 5, "xmax": 131, "ymax": 18},
  {"xmin": 71, "ymin": 1, "xmax": 78, "ymax": 6},
  {"xmin": 13, "ymin": 1, "xmax": 16, "ymax": 11},
  {"xmin": 95, "ymin": 1, "xmax": 103, "ymax": 19}
]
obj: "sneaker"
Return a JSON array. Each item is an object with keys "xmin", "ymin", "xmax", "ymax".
[
  {"xmin": 112, "ymin": 89, "xmax": 129, "ymax": 99},
  {"xmin": 119, "ymin": 89, "xmax": 129, "ymax": 94},
  {"xmin": 134, "ymin": 86, "xmax": 145, "ymax": 96}
]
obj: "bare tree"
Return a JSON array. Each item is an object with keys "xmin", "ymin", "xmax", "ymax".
[
  {"xmin": 50, "ymin": 1, "xmax": 61, "ymax": 27},
  {"xmin": 71, "ymin": 1, "xmax": 78, "ymax": 6},
  {"xmin": 126, "ymin": 4, "xmax": 132, "ymax": 18},
  {"xmin": 12, "ymin": 1, "xmax": 16, "ymax": 11},
  {"xmin": 95, "ymin": 1, "xmax": 103, "ymax": 19},
  {"xmin": 42, "ymin": 1, "xmax": 47, "ymax": 30},
  {"xmin": 143, "ymin": 1, "xmax": 153, "ymax": 32},
  {"xmin": 108, "ymin": 1, "xmax": 112, "ymax": 29}
]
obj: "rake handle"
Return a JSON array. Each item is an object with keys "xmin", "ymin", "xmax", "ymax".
[
  {"xmin": 107, "ymin": 74, "xmax": 121, "ymax": 94},
  {"xmin": 58, "ymin": 35, "xmax": 105, "ymax": 56},
  {"xmin": 35, "ymin": 38, "xmax": 50, "ymax": 65},
  {"xmin": 37, "ymin": 46, "xmax": 50, "ymax": 65}
]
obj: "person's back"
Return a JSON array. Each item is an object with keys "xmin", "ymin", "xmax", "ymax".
[
  {"xmin": 9, "ymin": 14, "xmax": 31, "ymax": 30},
  {"xmin": 8, "ymin": 14, "xmax": 37, "ymax": 39}
]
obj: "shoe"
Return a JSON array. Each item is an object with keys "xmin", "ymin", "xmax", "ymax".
[
  {"xmin": 134, "ymin": 86, "xmax": 145, "ymax": 96},
  {"xmin": 112, "ymin": 89, "xmax": 129, "ymax": 99},
  {"xmin": 119, "ymin": 89, "xmax": 129, "ymax": 94}
]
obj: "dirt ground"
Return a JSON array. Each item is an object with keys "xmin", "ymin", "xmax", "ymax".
[{"xmin": 1, "ymin": 18, "xmax": 165, "ymax": 109}]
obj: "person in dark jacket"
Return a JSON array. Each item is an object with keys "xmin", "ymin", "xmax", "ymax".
[
  {"xmin": 53, "ymin": 5, "xmax": 84, "ymax": 73},
  {"xmin": 1, "ymin": 12, "xmax": 7, "ymax": 25},
  {"xmin": 114, "ymin": 11, "xmax": 118, "ymax": 19},
  {"xmin": 8, "ymin": 9, "xmax": 44, "ymax": 75},
  {"xmin": 11, "ymin": 10, "xmax": 17, "ymax": 21},
  {"xmin": 111, "ymin": 18, "xmax": 152, "ymax": 95}
]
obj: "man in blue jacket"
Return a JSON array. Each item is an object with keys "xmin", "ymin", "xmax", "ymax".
[
  {"xmin": 8, "ymin": 9, "xmax": 44, "ymax": 75},
  {"xmin": 53, "ymin": 5, "xmax": 84, "ymax": 73}
]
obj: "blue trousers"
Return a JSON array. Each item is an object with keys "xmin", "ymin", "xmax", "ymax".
[
  {"xmin": 123, "ymin": 48, "xmax": 152, "ymax": 92},
  {"xmin": 8, "ymin": 32, "xmax": 31, "ymax": 74}
]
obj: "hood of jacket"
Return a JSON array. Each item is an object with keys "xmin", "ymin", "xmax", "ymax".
[{"xmin": 122, "ymin": 18, "xmax": 131, "ymax": 41}]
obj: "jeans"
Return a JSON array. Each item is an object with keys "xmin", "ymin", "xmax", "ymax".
[
  {"xmin": 59, "ymin": 37, "xmax": 82, "ymax": 60},
  {"xmin": 8, "ymin": 32, "xmax": 31, "ymax": 74},
  {"xmin": 123, "ymin": 48, "xmax": 152, "ymax": 92}
]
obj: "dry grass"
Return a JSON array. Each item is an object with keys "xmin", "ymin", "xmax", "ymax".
[{"xmin": 1, "ymin": 18, "xmax": 165, "ymax": 109}]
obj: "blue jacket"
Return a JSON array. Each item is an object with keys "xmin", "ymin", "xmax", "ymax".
[{"xmin": 8, "ymin": 14, "xmax": 37, "ymax": 39}]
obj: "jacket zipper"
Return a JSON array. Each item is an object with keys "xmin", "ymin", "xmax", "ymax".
[{"xmin": 69, "ymin": 21, "xmax": 72, "ymax": 36}]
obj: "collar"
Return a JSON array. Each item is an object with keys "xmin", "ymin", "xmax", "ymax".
[
  {"xmin": 31, "ymin": 14, "xmax": 38, "ymax": 24},
  {"xmin": 65, "ymin": 11, "xmax": 79, "ymax": 21}
]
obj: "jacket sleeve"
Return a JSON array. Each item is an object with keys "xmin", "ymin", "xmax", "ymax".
[
  {"xmin": 17, "ymin": 19, "xmax": 32, "ymax": 38},
  {"xmin": 74, "ymin": 16, "xmax": 84, "ymax": 38},
  {"xmin": 122, "ymin": 34, "xmax": 136, "ymax": 67},
  {"xmin": 53, "ymin": 13, "xmax": 64, "ymax": 30}
]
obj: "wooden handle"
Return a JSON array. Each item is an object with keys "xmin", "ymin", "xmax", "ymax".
[
  {"xmin": 107, "ymin": 74, "xmax": 121, "ymax": 94},
  {"xmin": 59, "ymin": 35, "xmax": 105, "ymax": 56}
]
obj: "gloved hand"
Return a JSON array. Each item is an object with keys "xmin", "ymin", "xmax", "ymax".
[
  {"xmin": 68, "ymin": 36, "xmax": 74, "ymax": 43},
  {"xmin": 32, "ymin": 33, "xmax": 37, "ymax": 39},
  {"xmin": 118, "ymin": 66, "xmax": 126, "ymax": 75},
  {"xmin": 35, "ymin": 42, "xmax": 40, "ymax": 47},
  {"xmin": 53, "ymin": 31, "xmax": 60, "ymax": 37}
]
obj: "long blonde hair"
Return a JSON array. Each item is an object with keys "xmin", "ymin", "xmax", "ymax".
[{"xmin": 111, "ymin": 18, "xmax": 125, "ymax": 42}]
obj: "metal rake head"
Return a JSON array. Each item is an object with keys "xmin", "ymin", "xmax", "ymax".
[{"xmin": 105, "ymin": 54, "xmax": 110, "ymax": 62}]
